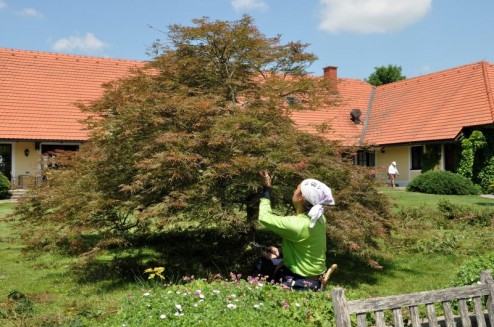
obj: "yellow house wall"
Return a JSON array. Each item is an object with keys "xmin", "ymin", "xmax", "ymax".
[
  {"xmin": 374, "ymin": 145, "xmax": 411, "ymax": 187},
  {"xmin": 12, "ymin": 142, "xmax": 41, "ymax": 187}
]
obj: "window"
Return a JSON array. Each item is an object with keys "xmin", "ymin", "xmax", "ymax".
[
  {"xmin": 285, "ymin": 96, "xmax": 299, "ymax": 105},
  {"xmin": 356, "ymin": 150, "xmax": 375, "ymax": 167},
  {"xmin": 0, "ymin": 144, "xmax": 12, "ymax": 180},
  {"xmin": 411, "ymin": 146, "xmax": 423, "ymax": 170}
]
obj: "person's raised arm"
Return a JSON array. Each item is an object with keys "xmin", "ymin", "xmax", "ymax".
[{"xmin": 260, "ymin": 170, "xmax": 272, "ymax": 199}]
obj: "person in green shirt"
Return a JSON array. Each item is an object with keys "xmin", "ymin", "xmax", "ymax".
[{"xmin": 255, "ymin": 171, "xmax": 335, "ymax": 291}]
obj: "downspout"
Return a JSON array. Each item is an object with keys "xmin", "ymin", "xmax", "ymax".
[{"xmin": 359, "ymin": 87, "xmax": 376, "ymax": 145}]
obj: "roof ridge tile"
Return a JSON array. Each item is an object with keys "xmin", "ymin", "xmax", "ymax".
[
  {"xmin": 481, "ymin": 61, "xmax": 494, "ymax": 122},
  {"xmin": 0, "ymin": 47, "xmax": 145, "ymax": 64}
]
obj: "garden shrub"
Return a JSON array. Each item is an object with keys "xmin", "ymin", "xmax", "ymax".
[
  {"xmin": 452, "ymin": 252, "xmax": 494, "ymax": 287},
  {"xmin": 437, "ymin": 199, "xmax": 493, "ymax": 226},
  {"xmin": 478, "ymin": 155, "xmax": 494, "ymax": 193},
  {"xmin": 0, "ymin": 172, "xmax": 10, "ymax": 199},
  {"xmin": 406, "ymin": 170, "xmax": 480, "ymax": 195}
]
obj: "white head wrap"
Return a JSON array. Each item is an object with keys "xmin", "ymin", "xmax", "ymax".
[{"xmin": 300, "ymin": 179, "xmax": 335, "ymax": 228}]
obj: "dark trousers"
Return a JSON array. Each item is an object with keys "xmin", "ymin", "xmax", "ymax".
[{"xmin": 254, "ymin": 257, "xmax": 321, "ymax": 291}]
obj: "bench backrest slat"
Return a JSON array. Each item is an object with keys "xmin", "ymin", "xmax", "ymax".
[
  {"xmin": 332, "ymin": 270, "xmax": 494, "ymax": 327},
  {"xmin": 410, "ymin": 305, "xmax": 421, "ymax": 327},
  {"xmin": 375, "ymin": 310, "xmax": 386, "ymax": 327},
  {"xmin": 392, "ymin": 308, "xmax": 404, "ymax": 327},
  {"xmin": 356, "ymin": 313, "xmax": 367, "ymax": 327},
  {"xmin": 426, "ymin": 303, "xmax": 439, "ymax": 327},
  {"xmin": 458, "ymin": 299, "xmax": 472, "ymax": 327},
  {"xmin": 442, "ymin": 301, "xmax": 456, "ymax": 326}
]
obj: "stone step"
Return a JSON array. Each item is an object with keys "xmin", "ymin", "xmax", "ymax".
[{"xmin": 9, "ymin": 189, "xmax": 27, "ymax": 200}]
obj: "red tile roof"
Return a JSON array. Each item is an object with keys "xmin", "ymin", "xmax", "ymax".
[
  {"xmin": 364, "ymin": 61, "xmax": 494, "ymax": 145},
  {"xmin": 291, "ymin": 61, "xmax": 494, "ymax": 147},
  {"xmin": 0, "ymin": 48, "xmax": 145, "ymax": 141},
  {"xmin": 2, "ymin": 48, "xmax": 493, "ymax": 147},
  {"xmin": 291, "ymin": 78, "xmax": 374, "ymax": 146}
]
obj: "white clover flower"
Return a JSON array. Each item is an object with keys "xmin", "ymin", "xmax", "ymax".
[
  {"xmin": 143, "ymin": 292, "xmax": 151, "ymax": 296},
  {"xmin": 295, "ymin": 302, "xmax": 301, "ymax": 307},
  {"xmin": 174, "ymin": 312, "xmax": 184, "ymax": 317},
  {"xmin": 175, "ymin": 304, "xmax": 183, "ymax": 311},
  {"xmin": 167, "ymin": 290, "xmax": 173, "ymax": 294},
  {"xmin": 227, "ymin": 303, "xmax": 237, "ymax": 309},
  {"xmin": 199, "ymin": 294, "xmax": 205, "ymax": 299},
  {"xmin": 213, "ymin": 289, "xmax": 220, "ymax": 294},
  {"xmin": 160, "ymin": 314, "xmax": 167, "ymax": 319},
  {"xmin": 254, "ymin": 304, "xmax": 261, "ymax": 309}
]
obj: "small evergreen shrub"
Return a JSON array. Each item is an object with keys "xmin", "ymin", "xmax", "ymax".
[
  {"xmin": 0, "ymin": 172, "xmax": 10, "ymax": 199},
  {"xmin": 406, "ymin": 171, "xmax": 481, "ymax": 195}
]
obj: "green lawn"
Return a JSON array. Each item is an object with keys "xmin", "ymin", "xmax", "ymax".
[
  {"xmin": 0, "ymin": 202, "xmax": 144, "ymax": 326},
  {"xmin": 380, "ymin": 187, "xmax": 494, "ymax": 211}
]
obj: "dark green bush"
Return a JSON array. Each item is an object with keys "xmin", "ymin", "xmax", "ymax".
[
  {"xmin": 406, "ymin": 170, "xmax": 480, "ymax": 195},
  {"xmin": 0, "ymin": 172, "xmax": 10, "ymax": 199}
]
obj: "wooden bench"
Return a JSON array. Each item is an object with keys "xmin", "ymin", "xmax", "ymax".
[{"xmin": 332, "ymin": 270, "xmax": 494, "ymax": 327}]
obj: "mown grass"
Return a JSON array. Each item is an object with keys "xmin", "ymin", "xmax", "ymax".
[
  {"xmin": 0, "ymin": 202, "xmax": 145, "ymax": 326},
  {"xmin": 1, "ymin": 189, "xmax": 494, "ymax": 326},
  {"xmin": 380, "ymin": 187, "xmax": 494, "ymax": 212}
]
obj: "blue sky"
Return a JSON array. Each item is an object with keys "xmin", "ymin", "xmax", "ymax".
[{"xmin": 1, "ymin": 0, "xmax": 493, "ymax": 79}]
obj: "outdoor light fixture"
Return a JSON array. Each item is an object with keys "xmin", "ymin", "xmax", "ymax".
[{"xmin": 24, "ymin": 149, "xmax": 29, "ymax": 157}]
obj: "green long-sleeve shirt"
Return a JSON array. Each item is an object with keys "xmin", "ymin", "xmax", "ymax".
[{"xmin": 258, "ymin": 198, "xmax": 327, "ymax": 277}]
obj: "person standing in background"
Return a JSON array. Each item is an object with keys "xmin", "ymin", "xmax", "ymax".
[{"xmin": 388, "ymin": 161, "xmax": 399, "ymax": 188}]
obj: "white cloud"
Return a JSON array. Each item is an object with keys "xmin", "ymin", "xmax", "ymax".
[
  {"xmin": 318, "ymin": 0, "xmax": 432, "ymax": 34},
  {"xmin": 52, "ymin": 33, "xmax": 109, "ymax": 53},
  {"xmin": 19, "ymin": 7, "xmax": 42, "ymax": 17},
  {"xmin": 231, "ymin": 0, "xmax": 268, "ymax": 12},
  {"xmin": 0, "ymin": 1, "xmax": 7, "ymax": 9}
]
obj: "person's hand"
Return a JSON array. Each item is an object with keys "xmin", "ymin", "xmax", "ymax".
[
  {"xmin": 260, "ymin": 170, "xmax": 272, "ymax": 188},
  {"xmin": 263, "ymin": 246, "xmax": 280, "ymax": 260}
]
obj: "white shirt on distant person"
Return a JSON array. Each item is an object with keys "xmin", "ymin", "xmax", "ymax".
[{"xmin": 388, "ymin": 162, "xmax": 399, "ymax": 175}]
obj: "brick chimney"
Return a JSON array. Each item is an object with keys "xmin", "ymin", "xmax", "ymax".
[{"xmin": 323, "ymin": 66, "xmax": 338, "ymax": 92}]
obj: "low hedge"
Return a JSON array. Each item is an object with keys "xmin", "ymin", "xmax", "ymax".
[
  {"xmin": 406, "ymin": 170, "xmax": 480, "ymax": 195},
  {"xmin": 0, "ymin": 172, "xmax": 10, "ymax": 199}
]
